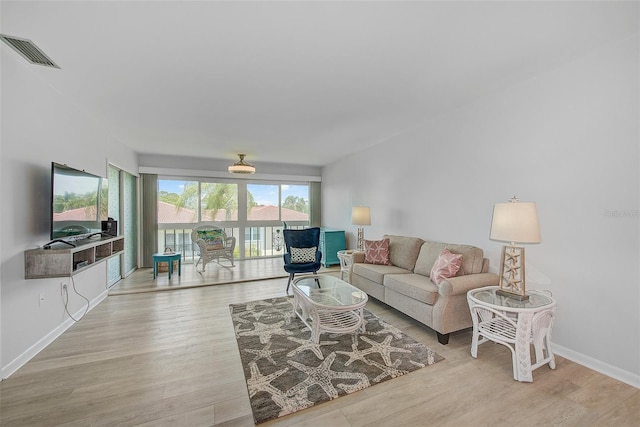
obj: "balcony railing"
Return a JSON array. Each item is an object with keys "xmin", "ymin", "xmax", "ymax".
[{"xmin": 158, "ymin": 223, "xmax": 306, "ymax": 263}]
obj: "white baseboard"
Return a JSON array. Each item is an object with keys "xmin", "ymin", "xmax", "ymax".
[
  {"xmin": 1, "ymin": 289, "xmax": 109, "ymax": 380},
  {"xmin": 553, "ymin": 343, "xmax": 640, "ymax": 389}
]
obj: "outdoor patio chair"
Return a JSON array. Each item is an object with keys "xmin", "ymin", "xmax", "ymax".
[{"xmin": 191, "ymin": 224, "xmax": 236, "ymax": 271}]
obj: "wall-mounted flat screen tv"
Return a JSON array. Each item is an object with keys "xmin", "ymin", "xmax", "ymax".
[{"xmin": 50, "ymin": 162, "xmax": 106, "ymax": 241}]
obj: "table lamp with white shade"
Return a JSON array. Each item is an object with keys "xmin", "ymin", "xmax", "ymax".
[
  {"xmin": 351, "ymin": 206, "xmax": 371, "ymax": 251},
  {"xmin": 490, "ymin": 196, "xmax": 541, "ymax": 301}
]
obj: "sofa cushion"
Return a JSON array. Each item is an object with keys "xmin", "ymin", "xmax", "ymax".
[
  {"xmin": 414, "ymin": 241, "xmax": 485, "ymax": 277},
  {"xmin": 444, "ymin": 244, "xmax": 484, "ymax": 275},
  {"xmin": 414, "ymin": 242, "xmax": 447, "ymax": 276},
  {"xmin": 197, "ymin": 229, "xmax": 224, "ymax": 249},
  {"xmin": 383, "ymin": 235, "xmax": 424, "ymax": 271},
  {"xmin": 430, "ymin": 248, "xmax": 462, "ymax": 285},
  {"xmin": 364, "ymin": 239, "xmax": 391, "ymax": 265},
  {"xmin": 384, "ymin": 273, "xmax": 439, "ymax": 305},
  {"xmin": 352, "ymin": 263, "xmax": 410, "ymax": 284}
]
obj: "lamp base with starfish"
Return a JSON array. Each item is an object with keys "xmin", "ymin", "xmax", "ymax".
[{"xmin": 496, "ymin": 244, "xmax": 529, "ymax": 301}]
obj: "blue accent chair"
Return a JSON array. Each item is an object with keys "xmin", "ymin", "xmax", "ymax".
[{"xmin": 283, "ymin": 227, "xmax": 322, "ymax": 293}]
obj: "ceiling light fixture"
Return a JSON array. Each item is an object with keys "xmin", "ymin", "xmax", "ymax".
[{"xmin": 228, "ymin": 154, "xmax": 255, "ymax": 174}]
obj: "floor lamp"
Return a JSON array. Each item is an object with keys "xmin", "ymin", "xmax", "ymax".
[
  {"xmin": 490, "ymin": 197, "xmax": 541, "ymax": 301},
  {"xmin": 351, "ymin": 206, "xmax": 371, "ymax": 252}
]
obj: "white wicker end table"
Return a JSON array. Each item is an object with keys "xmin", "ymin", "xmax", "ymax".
[
  {"xmin": 467, "ymin": 286, "xmax": 557, "ymax": 382},
  {"xmin": 336, "ymin": 250, "xmax": 362, "ymax": 283},
  {"xmin": 291, "ymin": 274, "xmax": 368, "ymax": 343}
]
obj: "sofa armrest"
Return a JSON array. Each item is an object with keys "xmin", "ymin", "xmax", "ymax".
[
  {"xmin": 439, "ymin": 273, "xmax": 499, "ymax": 297},
  {"xmin": 353, "ymin": 251, "xmax": 366, "ymax": 263}
]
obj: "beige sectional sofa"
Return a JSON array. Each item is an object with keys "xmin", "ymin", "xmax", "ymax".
[{"xmin": 351, "ymin": 235, "xmax": 499, "ymax": 344}]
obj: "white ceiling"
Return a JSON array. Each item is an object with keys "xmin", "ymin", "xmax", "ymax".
[{"xmin": 2, "ymin": 1, "xmax": 638, "ymax": 167}]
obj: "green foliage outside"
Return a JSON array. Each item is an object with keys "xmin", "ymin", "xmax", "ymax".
[
  {"xmin": 53, "ymin": 192, "xmax": 97, "ymax": 213},
  {"xmin": 158, "ymin": 182, "xmax": 255, "ymax": 221},
  {"xmin": 282, "ymin": 195, "xmax": 309, "ymax": 214},
  {"xmin": 244, "ymin": 243, "xmax": 262, "ymax": 257},
  {"xmin": 158, "ymin": 191, "xmax": 180, "ymax": 205},
  {"xmin": 158, "ymin": 181, "xmax": 309, "ymax": 218},
  {"xmin": 52, "ymin": 182, "xmax": 109, "ymax": 220}
]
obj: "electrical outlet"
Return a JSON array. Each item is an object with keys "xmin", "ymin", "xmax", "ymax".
[
  {"xmin": 60, "ymin": 282, "xmax": 67, "ymax": 295},
  {"xmin": 39, "ymin": 293, "xmax": 45, "ymax": 306}
]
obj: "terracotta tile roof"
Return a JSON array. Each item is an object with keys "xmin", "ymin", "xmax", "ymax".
[
  {"xmin": 157, "ymin": 201, "xmax": 308, "ymax": 223},
  {"xmin": 53, "ymin": 206, "xmax": 98, "ymax": 221},
  {"xmin": 158, "ymin": 201, "xmax": 197, "ymax": 223},
  {"xmin": 248, "ymin": 205, "xmax": 308, "ymax": 221}
]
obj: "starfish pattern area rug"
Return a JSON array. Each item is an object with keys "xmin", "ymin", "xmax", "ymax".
[{"xmin": 230, "ymin": 296, "xmax": 444, "ymax": 424}]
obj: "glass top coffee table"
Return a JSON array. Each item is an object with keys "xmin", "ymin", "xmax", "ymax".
[{"xmin": 291, "ymin": 274, "xmax": 368, "ymax": 343}]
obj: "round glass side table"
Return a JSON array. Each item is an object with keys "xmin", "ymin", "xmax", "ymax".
[
  {"xmin": 467, "ymin": 285, "xmax": 556, "ymax": 382},
  {"xmin": 336, "ymin": 250, "xmax": 361, "ymax": 283}
]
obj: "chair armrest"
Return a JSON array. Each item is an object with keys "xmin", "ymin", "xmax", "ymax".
[
  {"xmin": 193, "ymin": 238, "xmax": 207, "ymax": 251},
  {"xmin": 226, "ymin": 236, "xmax": 236, "ymax": 250},
  {"xmin": 439, "ymin": 273, "xmax": 500, "ymax": 297},
  {"xmin": 353, "ymin": 251, "xmax": 366, "ymax": 263},
  {"xmin": 315, "ymin": 250, "xmax": 322, "ymax": 263}
]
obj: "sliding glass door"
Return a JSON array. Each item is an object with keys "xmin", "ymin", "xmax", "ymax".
[
  {"xmin": 122, "ymin": 171, "xmax": 137, "ymax": 275},
  {"xmin": 106, "ymin": 166, "xmax": 121, "ymax": 286},
  {"xmin": 107, "ymin": 164, "xmax": 138, "ymax": 286}
]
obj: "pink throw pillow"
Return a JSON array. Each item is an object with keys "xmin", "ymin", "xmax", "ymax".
[
  {"xmin": 364, "ymin": 239, "xmax": 391, "ymax": 265},
  {"xmin": 430, "ymin": 248, "xmax": 463, "ymax": 285}
]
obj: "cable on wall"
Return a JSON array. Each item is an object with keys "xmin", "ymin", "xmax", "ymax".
[{"xmin": 62, "ymin": 276, "xmax": 90, "ymax": 322}]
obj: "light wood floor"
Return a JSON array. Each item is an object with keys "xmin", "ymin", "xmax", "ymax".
[
  {"xmin": 109, "ymin": 257, "xmax": 340, "ymax": 295},
  {"xmin": 1, "ymin": 276, "xmax": 638, "ymax": 426}
]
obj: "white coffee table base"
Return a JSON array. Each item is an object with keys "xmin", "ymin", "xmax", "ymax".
[{"xmin": 291, "ymin": 275, "xmax": 368, "ymax": 343}]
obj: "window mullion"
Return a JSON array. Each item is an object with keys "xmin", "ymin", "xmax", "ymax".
[{"xmin": 238, "ymin": 182, "xmax": 248, "ymax": 259}]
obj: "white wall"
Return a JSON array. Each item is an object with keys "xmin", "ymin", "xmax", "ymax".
[
  {"xmin": 322, "ymin": 36, "xmax": 639, "ymax": 387},
  {"xmin": 0, "ymin": 48, "xmax": 138, "ymax": 377}
]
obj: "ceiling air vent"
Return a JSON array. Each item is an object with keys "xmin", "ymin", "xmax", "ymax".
[{"xmin": 0, "ymin": 34, "xmax": 60, "ymax": 69}]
